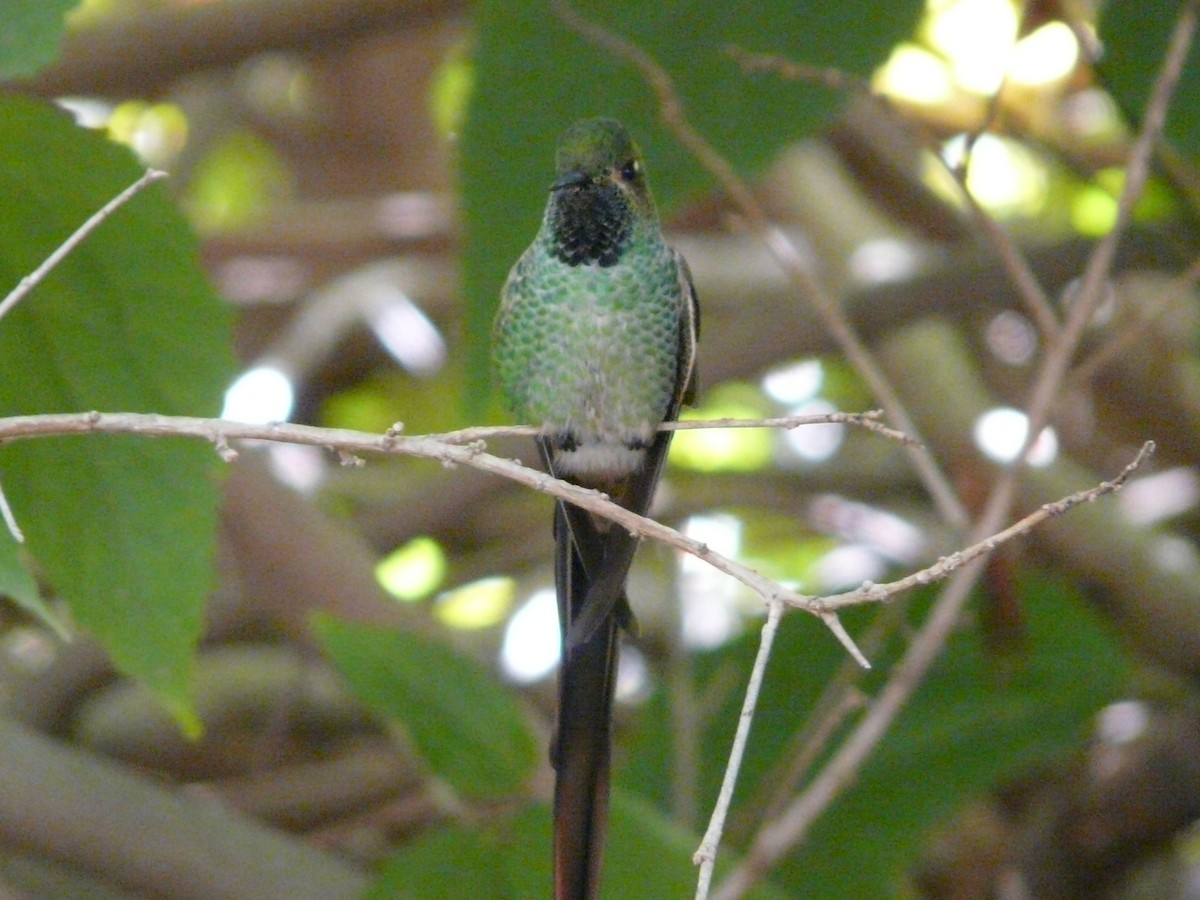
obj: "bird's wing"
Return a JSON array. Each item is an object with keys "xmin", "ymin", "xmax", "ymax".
[{"xmin": 562, "ymin": 253, "xmax": 699, "ymax": 648}]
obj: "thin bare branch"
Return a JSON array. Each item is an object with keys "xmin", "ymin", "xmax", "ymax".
[
  {"xmin": 0, "ymin": 408, "xmax": 1153, "ymax": 895},
  {"xmin": 0, "ymin": 410, "xmax": 870, "ymax": 662},
  {"xmin": 694, "ymin": 599, "xmax": 785, "ymax": 900},
  {"xmin": 0, "ymin": 478, "xmax": 23, "ymax": 543},
  {"xmin": 1069, "ymin": 265, "xmax": 1197, "ymax": 387},
  {"xmin": 1031, "ymin": 0, "xmax": 1197, "ymax": 429},
  {"xmin": 724, "ymin": 45, "xmax": 1062, "ymax": 342},
  {"xmin": 0, "ymin": 169, "xmax": 167, "ymax": 325},
  {"xmin": 708, "ymin": 1, "xmax": 1194, "ymax": 888},
  {"xmin": 0, "ymin": 411, "xmax": 1146, "ymax": 642},
  {"xmin": 815, "ymin": 441, "xmax": 1155, "ymax": 612},
  {"xmin": 431, "ymin": 410, "xmax": 917, "ymax": 446}
]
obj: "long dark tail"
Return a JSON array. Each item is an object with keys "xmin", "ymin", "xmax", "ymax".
[{"xmin": 552, "ymin": 502, "xmax": 620, "ymax": 900}]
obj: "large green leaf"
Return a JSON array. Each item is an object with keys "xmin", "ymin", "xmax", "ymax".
[
  {"xmin": 0, "ymin": 97, "xmax": 234, "ymax": 729},
  {"xmin": 0, "ymin": 0, "xmax": 77, "ymax": 81},
  {"xmin": 311, "ymin": 614, "xmax": 540, "ymax": 800},
  {"xmin": 461, "ymin": 0, "xmax": 924, "ymax": 409},
  {"xmin": 1099, "ymin": 0, "xmax": 1200, "ymax": 159},
  {"xmin": 624, "ymin": 575, "xmax": 1130, "ymax": 896},
  {"xmin": 368, "ymin": 791, "xmax": 790, "ymax": 899}
]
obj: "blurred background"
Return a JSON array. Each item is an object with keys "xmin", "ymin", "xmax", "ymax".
[{"xmin": 2, "ymin": 0, "xmax": 1200, "ymax": 897}]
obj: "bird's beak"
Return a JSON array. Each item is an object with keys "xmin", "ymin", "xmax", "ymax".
[{"xmin": 551, "ymin": 170, "xmax": 589, "ymax": 192}]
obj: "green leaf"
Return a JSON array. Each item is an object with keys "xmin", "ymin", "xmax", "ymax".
[
  {"xmin": 624, "ymin": 575, "xmax": 1130, "ymax": 896},
  {"xmin": 0, "ymin": 96, "xmax": 234, "ymax": 730},
  {"xmin": 0, "ymin": 0, "xmax": 77, "ymax": 81},
  {"xmin": 0, "ymin": 524, "xmax": 64, "ymax": 633},
  {"xmin": 461, "ymin": 0, "xmax": 924, "ymax": 409},
  {"xmin": 370, "ymin": 793, "xmax": 790, "ymax": 899},
  {"xmin": 600, "ymin": 792, "xmax": 789, "ymax": 900},
  {"xmin": 311, "ymin": 613, "xmax": 539, "ymax": 799},
  {"xmin": 1099, "ymin": 0, "xmax": 1200, "ymax": 159},
  {"xmin": 367, "ymin": 819, "xmax": 515, "ymax": 900}
]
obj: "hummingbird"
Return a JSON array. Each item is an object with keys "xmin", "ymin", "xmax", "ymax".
[{"xmin": 493, "ymin": 117, "xmax": 698, "ymax": 900}]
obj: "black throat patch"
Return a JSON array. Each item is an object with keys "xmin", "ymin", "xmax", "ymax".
[{"xmin": 549, "ymin": 181, "xmax": 632, "ymax": 267}]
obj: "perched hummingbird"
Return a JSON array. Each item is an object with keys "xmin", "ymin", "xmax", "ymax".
[{"xmin": 493, "ymin": 118, "xmax": 698, "ymax": 900}]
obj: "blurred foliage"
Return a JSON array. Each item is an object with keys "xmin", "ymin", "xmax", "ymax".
[
  {"xmin": 184, "ymin": 130, "xmax": 293, "ymax": 233},
  {"xmin": 0, "ymin": 0, "xmax": 1194, "ymax": 896},
  {"xmin": 1100, "ymin": 0, "xmax": 1200, "ymax": 160},
  {"xmin": 312, "ymin": 613, "xmax": 540, "ymax": 800},
  {"xmin": 0, "ymin": 0, "xmax": 78, "ymax": 80},
  {"xmin": 623, "ymin": 575, "xmax": 1130, "ymax": 896},
  {"xmin": 373, "ymin": 792, "xmax": 791, "ymax": 899},
  {"xmin": 0, "ymin": 97, "xmax": 233, "ymax": 731},
  {"xmin": 672, "ymin": 382, "xmax": 775, "ymax": 473}
]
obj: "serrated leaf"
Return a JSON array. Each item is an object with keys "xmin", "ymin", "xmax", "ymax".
[
  {"xmin": 0, "ymin": 0, "xmax": 77, "ymax": 81},
  {"xmin": 311, "ymin": 613, "xmax": 539, "ymax": 800},
  {"xmin": 0, "ymin": 96, "xmax": 234, "ymax": 730},
  {"xmin": 461, "ymin": 0, "xmax": 924, "ymax": 409}
]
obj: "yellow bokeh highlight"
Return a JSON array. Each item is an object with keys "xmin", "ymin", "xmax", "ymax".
[
  {"xmin": 429, "ymin": 40, "xmax": 475, "ymax": 141},
  {"xmin": 1071, "ymin": 185, "xmax": 1118, "ymax": 237},
  {"xmin": 1009, "ymin": 21, "xmax": 1080, "ymax": 87},
  {"xmin": 933, "ymin": 134, "xmax": 1048, "ymax": 218},
  {"xmin": 375, "ymin": 536, "xmax": 447, "ymax": 602},
  {"xmin": 184, "ymin": 131, "xmax": 293, "ymax": 233},
  {"xmin": 107, "ymin": 101, "xmax": 189, "ymax": 168},
  {"xmin": 670, "ymin": 385, "xmax": 773, "ymax": 474},
  {"xmin": 435, "ymin": 577, "xmax": 516, "ymax": 630},
  {"xmin": 926, "ymin": 0, "xmax": 1019, "ymax": 95},
  {"xmin": 874, "ymin": 43, "xmax": 953, "ymax": 105}
]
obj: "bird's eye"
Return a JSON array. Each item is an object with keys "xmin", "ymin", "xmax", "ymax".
[{"xmin": 619, "ymin": 159, "xmax": 641, "ymax": 181}]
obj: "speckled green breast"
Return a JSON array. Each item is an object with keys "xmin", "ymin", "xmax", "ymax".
[{"xmin": 493, "ymin": 220, "xmax": 684, "ymax": 456}]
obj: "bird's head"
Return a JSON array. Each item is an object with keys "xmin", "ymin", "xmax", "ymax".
[
  {"xmin": 552, "ymin": 118, "xmax": 653, "ymax": 209},
  {"xmin": 547, "ymin": 118, "xmax": 657, "ymax": 267}
]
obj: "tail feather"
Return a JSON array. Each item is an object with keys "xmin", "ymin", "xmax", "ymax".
[{"xmin": 552, "ymin": 502, "xmax": 619, "ymax": 900}]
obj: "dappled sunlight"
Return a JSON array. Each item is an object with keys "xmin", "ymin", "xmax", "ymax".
[
  {"xmin": 364, "ymin": 290, "xmax": 447, "ymax": 376},
  {"xmin": 501, "ymin": 587, "xmax": 560, "ymax": 684},
  {"xmin": 679, "ymin": 513, "xmax": 748, "ymax": 650},
  {"xmin": 984, "ymin": 310, "xmax": 1038, "ymax": 366},
  {"xmin": 1009, "ymin": 21, "xmax": 1080, "ymax": 88},
  {"xmin": 375, "ymin": 536, "xmax": 447, "ymax": 603},
  {"xmin": 761, "ymin": 358, "xmax": 823, "ymax": 406},
  {"xmin": 939, "ymin": 133, "xmax": 1048, "ymax": 217},
  {"xmin": 779, "ymin": 399, "xmax": 845, "ymax": 464},
  {"xmin": 434, "ymin": 576, "xmax": 515, "ymax": 630},
  {"xmin": 670, "ymin": 387, "xmax": 774, "ymax": 474},
  {"xmin": 1119, "ymin": 468, "xmax": 1200, "ymax": 526},
  {"xmin": 874, "ymin": 42, "xmax": 953, "ymax": 105},
  {"xmin": 808, "ymin": 494, "xmax": 926, "ymax": 564},
  {"xmin": 222, "ymin": 363, "xmax": 295, "ymax": 424},
  {"xmin": 925, "ymin": 0, "xmax": 1019, "ymax": 95},
  {"xmin": 973, "ymin": 407, "xmax": 1058, "ymax": 466}
]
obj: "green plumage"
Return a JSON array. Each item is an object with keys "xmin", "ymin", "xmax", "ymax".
[
  {"xmin": 493, "ymin": 118, "xmax": 694, "ymax": 486},
  {"xmin": 492, "ymin": 118, "xmax": 697, "ymax": 900}
]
